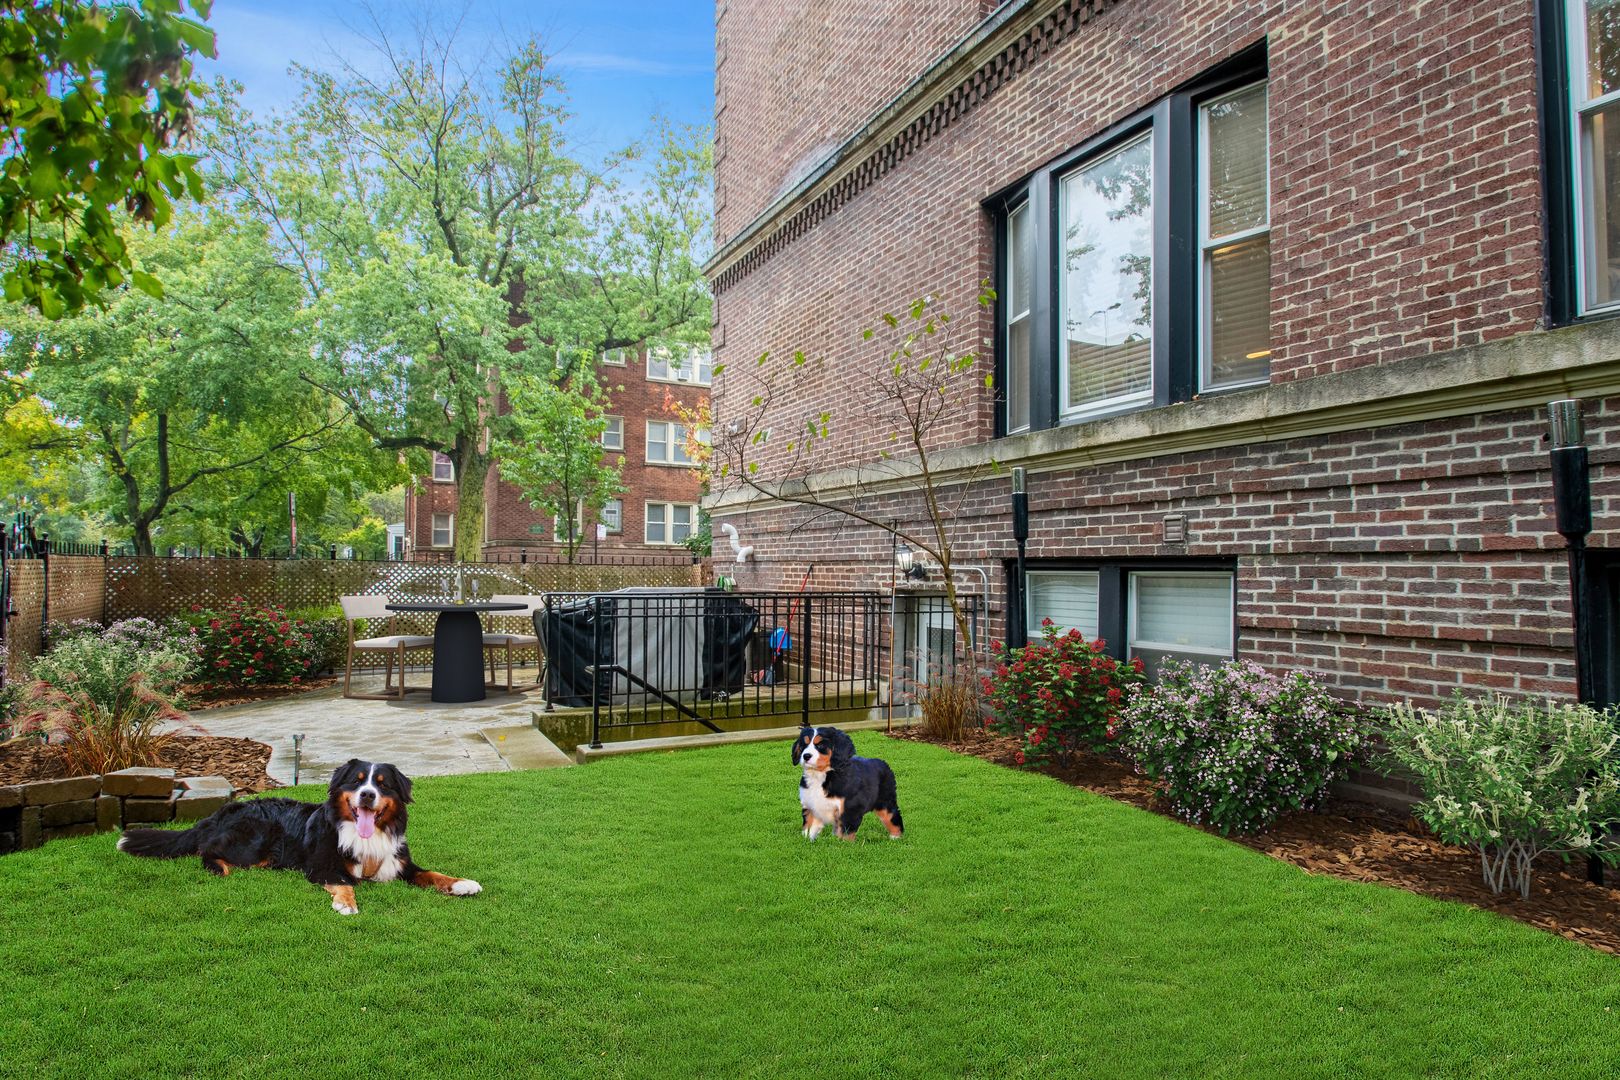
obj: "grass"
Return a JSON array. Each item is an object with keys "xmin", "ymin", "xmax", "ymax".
[{"xmin": 3, "ymin": 734, "xmax": 1619, "ymax": 1078}]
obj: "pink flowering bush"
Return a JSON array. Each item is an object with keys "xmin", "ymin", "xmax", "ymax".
[
  {"xmin": 1117, "ymin": 659, "xmax": 1363, "ymax": 835},
  {"xmin": 981, "ymin": 619, "xmax": 1147, "ymax": 767},
  {"xmin": 188, "ymin": 597, "xmax": 315, "ymax": 687}
]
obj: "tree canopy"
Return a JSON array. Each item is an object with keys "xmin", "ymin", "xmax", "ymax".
[{"xmin": 1, "ymin": 0, "xmax": 216, "ymax": 317}]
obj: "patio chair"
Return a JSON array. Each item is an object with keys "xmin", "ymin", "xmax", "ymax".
[
  {"xmin": 484, "ymin": 594, "xmax": 544, "ymax": 692},
  {"xmin": 339, "ymin": 594, "xmax": 434, "ymax": 700}
]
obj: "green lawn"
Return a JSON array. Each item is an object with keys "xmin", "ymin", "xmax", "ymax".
[{"xmin": 2, "ymin": 735, "xmax": 1618, "ymax": 1078}]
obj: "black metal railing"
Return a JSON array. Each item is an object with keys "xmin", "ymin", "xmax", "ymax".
[{"xmin": 537, "ymin": 589, "xmax": 884, "ymax": 747}]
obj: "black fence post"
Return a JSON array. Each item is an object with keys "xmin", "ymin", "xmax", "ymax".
[
  {"xmin": 589, "ymin": 595, "xmax": 604, "ymax": 749},
  {"xmin": 801, "ymin": 595, "xmax": 812, "ymax": 729}
]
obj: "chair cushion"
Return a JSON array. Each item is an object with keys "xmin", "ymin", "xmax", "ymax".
[
  {"xmin": 482, "ymin": 633, "xmax": 538, "ymax": 646},
  {"xmin": 354, "ymin": 635, "xmax": 434, "ymax": 649}
]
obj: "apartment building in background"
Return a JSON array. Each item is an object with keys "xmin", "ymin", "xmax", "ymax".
[
  {"xmin": 402, "ymin": 345, "xmax": 710, "ymax": 560},
  {"xmin": 705, "ymin": 0, "xmax": 1620, "ymax": 710}
]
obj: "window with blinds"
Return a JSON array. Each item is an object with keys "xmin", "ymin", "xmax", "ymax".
[
  {"xmin": 1127, "ymin": 571, "xmax": 1235, "ymax": 678},
  {"xmin": 1200, "ymin": 83, "xmax": 1270, "ymax": 389},
  {"xmin": 1060, "ymin": 135, "xmax": 1154, "ymax": 417},
  {"xmin": 992, "ymin": 49, "xmax": 1270, "ymax": 435},
  {"xmin": 1026, "ymin": 571, "xmax": 1100, "ymax": 641},
  {"xmin": 1571, "ymin": 0, "xmax": 1620, "ymax": 312},
  {"xmin": 1005, "ymin": 202, "xmax": 1034, "ymax": 433}
]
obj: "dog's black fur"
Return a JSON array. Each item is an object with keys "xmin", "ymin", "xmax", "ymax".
[
  {"xmin": 792, "ymin": 726, "xmax": 904, "ymax": 840},
  {"xmin": 117, "ymin": 759, "xmax": 481, "ymax": 914}
]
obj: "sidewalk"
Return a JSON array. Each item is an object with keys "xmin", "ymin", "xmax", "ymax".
[{"xmin": 180, "ymin": 669, "xmax": 550, "ymax": 785}]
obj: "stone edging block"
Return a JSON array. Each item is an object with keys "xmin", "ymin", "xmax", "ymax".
[
  {"xmin": 102, "ymin": 767, "xmax": 176, "ymax": 798},
  {"xmin": 21, "ymin": 776, "xmax": 101, "ymax": 805}
]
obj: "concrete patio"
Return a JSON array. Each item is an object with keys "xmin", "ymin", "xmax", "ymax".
[{"xmin": 181, "ymin": 666, "xmax": 572, "ymax": 785}]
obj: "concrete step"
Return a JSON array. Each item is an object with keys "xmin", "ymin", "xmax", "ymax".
[{"xmin": 481, "ymin": 724, "xmax": 575, "ymax": 770}]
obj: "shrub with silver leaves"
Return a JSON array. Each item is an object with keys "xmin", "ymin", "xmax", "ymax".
[{"xmin": 1379, "ymin": 695, "xmax": 1620, "ymax": 898}]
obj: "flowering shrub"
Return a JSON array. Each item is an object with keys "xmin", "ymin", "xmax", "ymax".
[
  {"xmin": 16, "ymin": 626, "xmax": 198, "ymax": 772},
  {"xmin": 1379, "ymin": 695, "xmax": 1620, "ymax": 898},
  {"xmin": 189, "ymin": 597, "xmax": 315, "ymax": 687},
  {"xmin": 981, "ymin": 619, "xmax": 1147, "ymax": 767},
  {"xmin": 1118, "ymin": 659, "xmax": 1362, "ymax": 836},
  {"xmin": 284, "ymin": 605, "xmax": 346, "ymax": 674},
  {"xmin": 30, "ymin": 621, "xmax": 198, "ymax": 703}
]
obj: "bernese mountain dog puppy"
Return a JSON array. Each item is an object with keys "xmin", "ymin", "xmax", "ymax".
[
  {"xmin": 793, "ymin": 726, "xmax": 904, "ymax": 841},
  {"xmin": 117, "ymin": 759, "xmax": 481, "ymax": 915}
]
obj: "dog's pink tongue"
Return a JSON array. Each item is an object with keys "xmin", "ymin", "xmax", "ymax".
[{"xmin": 355, "ymin": 808, "xmax": 376, "ymax": 839}]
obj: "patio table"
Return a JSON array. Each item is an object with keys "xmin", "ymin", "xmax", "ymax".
[{"xmin": 386, "ymin": 600, "xmax": 526, "ymax": 703}]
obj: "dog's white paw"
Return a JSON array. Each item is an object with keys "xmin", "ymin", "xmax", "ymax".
[
  {"xmin": 332, "ymin": 898, "xmax": 359, "ymax": 915},
  {"xmin": 450, "ymin": 878, "xmax": 482, "ymax": 896}
]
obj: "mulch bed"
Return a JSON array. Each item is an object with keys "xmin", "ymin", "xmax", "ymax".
[
  {"xmin": 0, "ymin": 680, "xmax": 328, "ymax": 795},
  {"xmin": 0, "ymin": 735, "xmax": 279, "ymax": 794},
  {"xmin": 180, "ymin": 675, "xmax": 339, "ymax": 711},
  {"xmin": 890, "ymin": 726, "xmax": 1620, "ymax": 956}
]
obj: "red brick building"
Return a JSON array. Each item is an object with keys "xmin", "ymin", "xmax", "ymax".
[
  {"xmin": 402, "ymin": 346, "xmax": 709, "ymax": 560},
  {"xmin": 706, "ymin": 0, "xmax": 1620, "ymax": 709}
]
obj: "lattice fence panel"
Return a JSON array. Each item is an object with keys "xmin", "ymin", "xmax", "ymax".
[{"xmin": 4, "ymin": 561, "xmax": 42, "ymax": 680}]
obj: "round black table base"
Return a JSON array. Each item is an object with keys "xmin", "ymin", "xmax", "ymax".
[{"xmin": 430, "ymin": 609, "xmax": 487, "ymax": 703}]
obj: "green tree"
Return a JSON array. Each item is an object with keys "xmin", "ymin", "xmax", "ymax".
[
  {"xmin": 0, "ymin": 0, "xmax": 216, "ymax": 317},
  {"xmin": 206, "ymin": 17, "xmax": 588, "ymax": 561},
  {"xmin": 0, "ymin": 213, "xmax": 386, "ymax": 555},
  {"xmin": 538, "ymin": 119, "xmax": 714, "ymax": 356},
  {"xmin": 494, "ymin": 370, "xmax": 622, "ymax": 564}
]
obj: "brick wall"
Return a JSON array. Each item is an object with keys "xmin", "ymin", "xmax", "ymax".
[
  {"xmin": 713, "ymin": 0, "xmax": 988, "ymax": 245},
  {"xmin": 708, "ymin": 395, "xmax": 1620, "ymax": 711},
  {"xmin": 710, "ymin": 0, "xmax": 1549, "ymax": 478}
]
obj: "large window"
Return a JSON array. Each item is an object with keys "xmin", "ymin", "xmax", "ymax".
[
  {"xmin": 1061, "ymin": 134, "xmax": 1155, "ymax": 417},
  {"xmin": 646, "ymin": 420, "xmax": 696, "ymax": 465},
  {"xmin": 430, "ymin": 513, "xmax": 454, "ymax": 548},
  {"xmin": 1020, "ymin": 563, "xmax": 1235, "ymax": 679},
  {"xmin": 601, "ymin": 416, "xmax": 624, "ymax": 451},
  {"xmin": 1570, "ymin": 1, "xmax": 1620, "ymax": 313},
  {"xmin": 995, "ymin": 50, "xmax": 1268, "ymax": 433},
  {"xmin": 647, "ymin": 345, "xmax": 713, "ymax": 385},
  {"xmin": 645, "ymin": 502, "xmax": 696, "ymax": 545},
  {"xmin": 431, "ymin": 452, "xmax": 454, "ymax": 482},
  {"xmin": 1200, "ymin": 83, "xmax": 1271, "ymax": 389},
  {"xmin": 1005, "ymin": 202, "xmax": 1034, "ymax": 433},
  {"xmin": 601, "ymin": 499, "xmax": 623, "ymax": 534}
]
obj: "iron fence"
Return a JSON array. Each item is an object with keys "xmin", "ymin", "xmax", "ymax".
[{"xmin": 537, "ymin": 589, "xmax": 885, "ymax": 747}]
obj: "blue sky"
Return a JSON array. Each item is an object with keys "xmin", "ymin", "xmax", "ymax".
[{"xmin": 196, "ymin": 1, "xmax": 716, "ymax": 164}]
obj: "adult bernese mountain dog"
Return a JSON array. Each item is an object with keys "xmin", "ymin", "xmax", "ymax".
[
  {"xmin": 117, "ymin": 759, "xmax": 481, "ymax": 915},
  {"xmin": 793, "ymin": 726, "xmax": 904, "ymax": 841}
]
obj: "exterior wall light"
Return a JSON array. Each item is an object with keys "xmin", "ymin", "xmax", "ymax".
[{"xmin": 895, "ymin": 543, "xmax": 928, "ymax": 581}]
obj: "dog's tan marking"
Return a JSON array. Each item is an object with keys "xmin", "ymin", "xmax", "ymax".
[
  {"xmin": 410, "ymin": 870, "xmax": 461, "ymax": 894},
  {"xmin": 212, "ymin": 858, "xmax": 233, "ymax": 876},
  {"xmin": 875, "ymin": 809, "xmax": 903, "ymax": 838},
  {"xmin": 325, "ymin": 883, "xmax": 358, "ymax": 915}
]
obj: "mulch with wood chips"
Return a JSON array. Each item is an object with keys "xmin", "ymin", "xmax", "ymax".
[
  {"xmin": 890, "ymin": 726, "xmax": 1620, "ymax": 956},
  {"xmin": 0, "ymin": 737, "xmax": 279, "ymax": 795}
]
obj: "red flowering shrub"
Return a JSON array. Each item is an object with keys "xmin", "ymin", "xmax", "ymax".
[
  {"xmin": 188, "ymin": 597, "xmax": 315, "ymax": 687},
  {"xmin": 981, "ymin": 619, "xmax": 1147, "ymax": 767}
]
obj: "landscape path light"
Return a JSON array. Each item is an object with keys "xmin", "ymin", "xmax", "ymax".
[{"xmin": 1547, "ymin": 399, "xmax": 1600, "ymax": 884}]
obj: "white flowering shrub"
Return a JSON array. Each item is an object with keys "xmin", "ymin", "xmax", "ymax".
[
  {"xmin": 1380, "ymin": 695, "xmax": 1620, "ymax": 898},
  {"xmin": 1118, "ymin": 659, "xmax": 1363, "ymax": 835}
]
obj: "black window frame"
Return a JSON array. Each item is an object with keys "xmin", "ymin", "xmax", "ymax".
[{"xmin": 991, "ymin": 42, "xmax": 1268, "ymax": 437}]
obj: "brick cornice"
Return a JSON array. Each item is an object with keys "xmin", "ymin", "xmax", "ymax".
[
  {"xmin": 704, "ymin": 0, "xmax": 1118, "ymax": 294},
  {"xmin": 707, "ymin": 319, "xmax": 1620, "ymax": 517}
]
